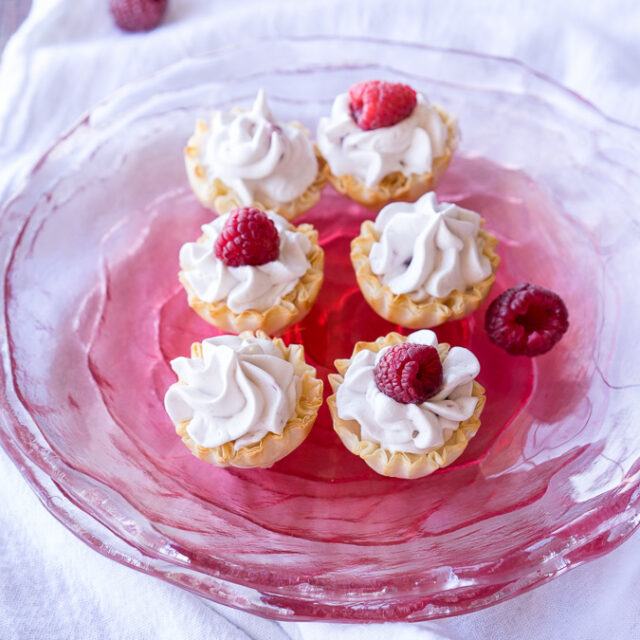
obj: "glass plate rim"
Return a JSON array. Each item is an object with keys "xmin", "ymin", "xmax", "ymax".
[{"xmin": 2, "ymin": 36, "xmax": 640, "ymax": 622}]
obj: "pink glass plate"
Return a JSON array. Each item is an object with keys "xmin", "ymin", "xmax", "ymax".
[{"xmin": 1, "ymin": 38, "xmax": 640, "ymax": 622}]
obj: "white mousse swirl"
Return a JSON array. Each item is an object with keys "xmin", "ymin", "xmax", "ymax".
[
  {"xmin": 164, "ymin": 334, "xmax": 299, "ymax": 449},
  {"xmin": 336, "ymin": 330, "xmax": 480, "ymax": 454},
  {"xmin": 179, "ymin": 210, "xmax": 312, "ymax": 313},
  {"xmin": 369, "ymin": 192, "xmax": 492, "ymax": 299},
  {"xmin": 201, "ymin": 90, "xmax": 318, "ymax": 205},
  {"xmin": 316, "ymin": 92, "xmax": 448, "ymax": 187}
]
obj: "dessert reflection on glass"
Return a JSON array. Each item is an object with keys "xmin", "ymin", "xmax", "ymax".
[
  {"xmin": 317, "ymin": 80, "xmax": 458, "ymax": 207},
  {"xmin": 164, "ymin": 331, "xmax": 323, "ymax": 468},
  {"xmin": 185, "ymin": 90, "xmax": 327, "ymax": 220},
  {"xmin": 327, "ymin": 330, "xmax": 486, "ymax": 479},
  {"xmin": 351, "ymin": 191, "xmax": 500, "ymax": 328},
  {"xmin": 178, "ymin": 206, "xmax": 324, "ymax": 335}
]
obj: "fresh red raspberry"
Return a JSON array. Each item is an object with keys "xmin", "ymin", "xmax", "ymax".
[
  {"xmin": 349, "ymin": 80, "xmax": 417, "ymax": 131},
  {"xmin": 374, "ymin": 343, "xmax": 443, "ymax": 404},
  {"xmin": 214, "ymin": 207, "xmax": 280, "ymax": 267},
  {"xmin": 110, "ymin": 0, "xmax": 167, "ymax": 32},
  {"xmin": 485, "ymin": 283, "xmax": 569, "ymax": 356}
]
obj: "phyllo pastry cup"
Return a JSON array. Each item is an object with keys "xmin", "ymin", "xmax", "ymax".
[
  {"xmin": 323, "ymin": 105, "xmax": 458, "ymax": 209},
  {"xmin": 185, "ymin": 119, "xmax": 327, "ymax": 221},
  {"xmin": 327, "ymin": 332, "xmax": 486, "ymax": 479},
  {"xmin": 351, "ymin": 219, "xmax": 500, "ymax": 329},
  {"xmin": 180, "ymin": 221, "xmax": 324, "ymax": 336},
  {"xmin": 167, "ymin": 332, "xmax": 323, "ymax": 469}
]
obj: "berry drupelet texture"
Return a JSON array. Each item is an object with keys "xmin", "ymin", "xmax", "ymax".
[
  {"xmin": 110, "ymin": 0, "xmax": 167, "ymax": 32},
  {"xmin": 485, "ymin": 283, "xmax": 569, "ymax": 356},
  {"xmin": 214, "ymin": 207, "xmax": 280, "ymax": 267},
  {"xmin": 374, "ymin": 343, "xmax": 443, "ymax": 404},
  {"xmin": 349, "ymin": 80, "xmax": 417, "ymax": 131}
]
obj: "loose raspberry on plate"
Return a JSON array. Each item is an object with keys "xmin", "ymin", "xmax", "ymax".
[
  {"xmin": 110, "ymin": 0, "xmax": 167, "ymax": 32},
  {"xmin": 485, "ymin": 283, "xmax": 569, "ymax": 356},
  {"xmin": 214, "ymin": 207, "xmax": 280, "ymax": 267},
  {"xmin": 349, "ymin": 80, "xmax": 417, "ymax": 131},
  {"xmin": 374, "ymin": 343, "xmax": 443, "ymax": 404}
]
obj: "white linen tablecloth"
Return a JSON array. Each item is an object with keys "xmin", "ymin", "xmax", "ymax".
[{"xmin": 1, "ymin": 1, "xmax": 639, "ymax": 638}]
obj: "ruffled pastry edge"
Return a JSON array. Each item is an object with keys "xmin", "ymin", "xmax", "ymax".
[
  {"xmin": 350, "ymin": 219, "xmax": 500, "ymax": 328},
  {"xmin": 180, "ymin": 223, "xmax": 324, "ymax": 336},
  {"xmin": 321, "ymin": 104, "xmax": 459, "ymax": 208},
  {"xmin": 327, "ymin": 332, "xmax": 485, "ymax": 479},
  {"xmin": 184, "ymin": 117, "xmax": 327, "ymax": 221},
  {"xmin": 171, "ymin": 331, "xmax": 323, "ymax": 468}
]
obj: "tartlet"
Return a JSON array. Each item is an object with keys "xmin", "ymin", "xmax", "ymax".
[
  {"xmin": 327, "ymin": 331, "xmax": 485, "ymax": 479},
  {"xmin": 351, "ymin": 192, "xmax": 500, "ymax": 328},
  {"xmin": 185, "ymin": 89, "xmax": 327, "ymax": 220},
  {"xmin": 164, "ymin": 332, "xmax": 323, "ymax": 468},
  {"xmin": 179, "ymin": 207, "xmax": 324, "ymax": 335},
  {"xmin": 316, "ymin": 81, "xmax": 458, "ymax": 208}
]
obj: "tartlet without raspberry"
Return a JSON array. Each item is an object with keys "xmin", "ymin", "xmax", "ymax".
[
  {"xmin": 351, "ymin": 214, "xmax": 500, "ymax": 329},
  {"xmin": 165, "ymin": 331, "xmax": 324, "ymax": 469},
  {"xmin": 185, "ymin": 95, "xmax": 327, "ymax": 221}
]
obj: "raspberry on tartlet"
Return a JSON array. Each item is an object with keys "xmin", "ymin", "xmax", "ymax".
[
  {"xmin": 349, "ymin": 80, "xmax": 417, "ymax": 131},
  {"xmin": 374, "ymin": 343, "xmax": 443, "ymax": 404},
  {"xmin": 214, "ymin": 206, "xmax": 280, "ymax": 267},
  {"xmin": 485, "ymin": 283, "xmax": 569, "ymax": 356}
]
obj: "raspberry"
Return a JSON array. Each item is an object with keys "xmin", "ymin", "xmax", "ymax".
[
  {"xmin": 374, "ymin": 343, "xmax": 443, "ymax": 404},
  {"xmin": 485, "ymin": 283, "xmax": 569, "ymax": 356},
  {"xmin": 349, "ymin": 80, "xmax": 417, "ymax": 131},
  {"xmin": 110, "ymin": 0, "xmax": 167, "ymax": 32},
  {"xmin": 214, "ymin": 207, "xmax": 280, "ymax": 267}
]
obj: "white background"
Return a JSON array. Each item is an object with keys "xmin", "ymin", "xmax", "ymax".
[{"xmin": 1, "ymin": 1, "xmax": 639, "ymax": 638}]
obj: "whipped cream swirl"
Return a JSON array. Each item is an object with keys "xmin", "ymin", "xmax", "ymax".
[
  {"xmin": 164, "ymin": 334, "xmax": 299, "ymax": 449},
  {"xmin": 369, "ymin": 192, "xmax": 492, "ymax": 299},
  {"xmin": 202, "ymin": 90, "xmax": 318, "ymax": 205},
  {"xmin": 316, "ymin": 92, "xmax": 448, "ymax": 187},
  {"xmin": 180, "ymin": 210, "xmax": 311, "ymax": 313},
  {"xmin": 336, "ymin": 330, "xmax": 480, "ymax": 454}
]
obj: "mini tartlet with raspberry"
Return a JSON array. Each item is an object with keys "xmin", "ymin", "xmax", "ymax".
[
  {"xmin": 179, "ymin": 206, "xmax": 324, "ymax": 335},
  {"xmin": 316, "ymin": 80, "xmax": 458, "ymax": 208},
  {"xmin": 185, "ymin": 90, "xmax": 327, "ymax": 221},
  {"xmin": 164, "ymin": 331, "xmax": 323, "ymax": 468},
  {"xmin": 351, "ymin": 191, "xmax": 500, "ymax": 328},
  {"xmin": 327, "ymin": 330, "xmax": 485, "ymax": 479}
]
